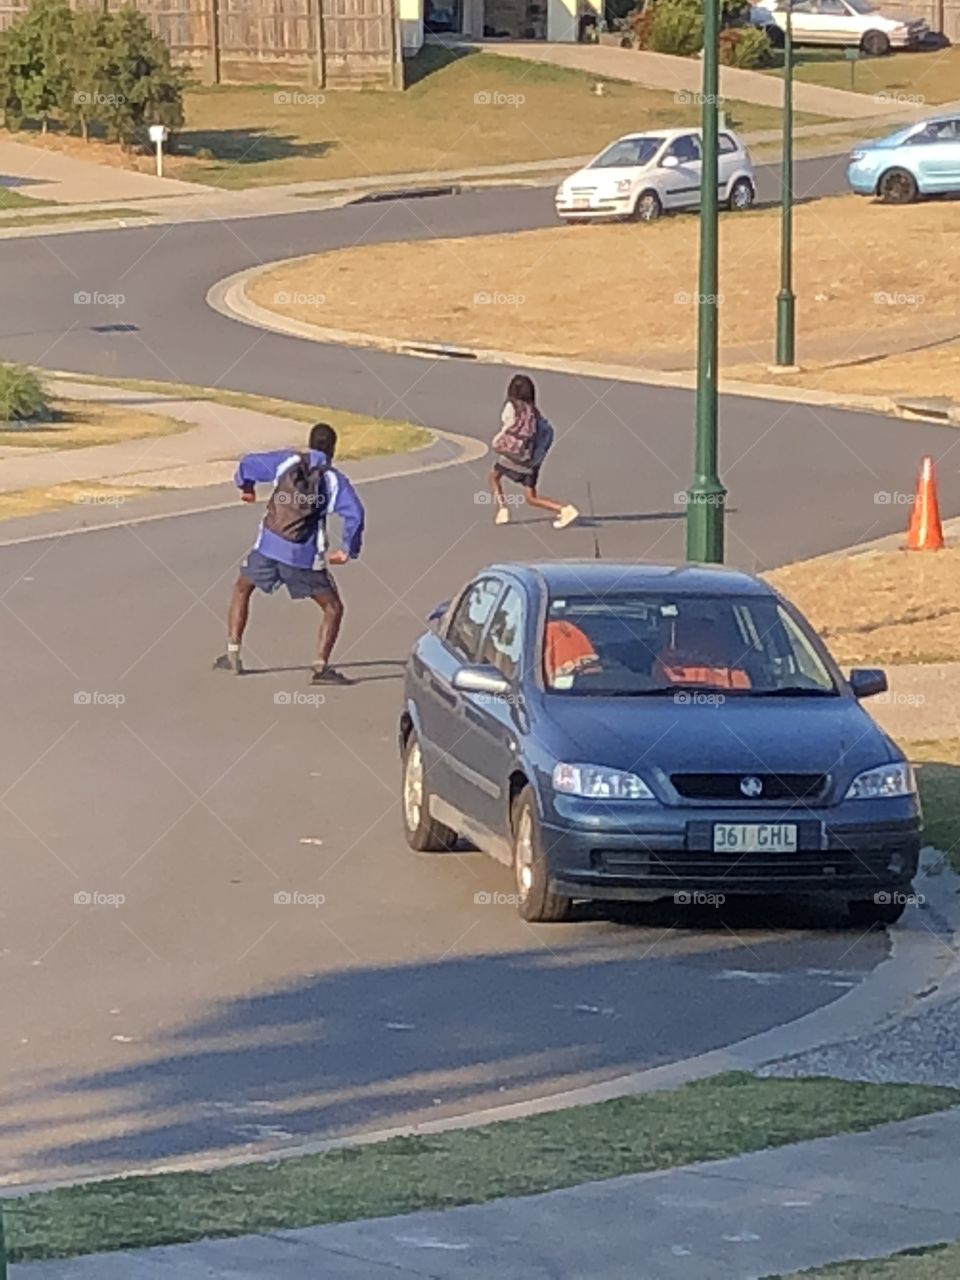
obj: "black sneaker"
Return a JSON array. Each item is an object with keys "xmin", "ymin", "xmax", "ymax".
[
  {"xmin": 310, "ymin": 665, "xmax": 354, "ymax": 687},
  {"xmin": 213, "ymin": 651, "xmax": 243, "ymax": 675}
]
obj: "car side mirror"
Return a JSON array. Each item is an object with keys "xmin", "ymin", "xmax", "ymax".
[
  {"xmin": 661, "ymin": 154, "xmax": 679, "ymax": 168},
  {"xmin": 453, "ymin": 665, "xmax": 511, "ymax": 697},
  {"xmin": 849, "ymin": 668, "xmax": 887, "ymax": 699},
  {"xmin": 427, "ymin": 600, "xmax": 449, "ymax": 629}
]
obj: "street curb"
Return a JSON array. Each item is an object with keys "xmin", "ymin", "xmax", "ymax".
[{"xmin": 209, "ymin": 265, "xmax": 959, "ymax": 425}]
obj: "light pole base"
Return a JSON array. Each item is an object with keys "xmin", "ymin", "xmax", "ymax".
[
  {"xmin": 685, "ymin": 481, "xmax": 727, "ymax": 564},
  {"xmin": 775, "ymin": 289, "xmax": 796, "ymax": 368},
  {"xmin": 766, "ymin": 363, "xmax": 801, "ymax": 374}
]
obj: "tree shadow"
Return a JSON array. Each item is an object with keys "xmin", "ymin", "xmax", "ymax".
[
  {"xmin": 404, "ymin": 44, "xmax": 478, "ymax": 87},
  {"xmin": 172, "ymin": 128, "xmax": 339, "ymax": 168}
]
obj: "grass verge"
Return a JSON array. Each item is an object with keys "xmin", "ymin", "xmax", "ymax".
[
  {"xmin": 782, "ymin": 1237, "xmax": 960, "ymax": 1278},
  {"xmin": 0, "ymin": 207, "xmax": 155, "ymax": 230},
  {"xmin": 245, "ymin": 196, "xmax": 957, "ymax": 374},
  {"xmin": 0, "ymin": 399, "xmax": 189, "ymax": 451},
  {"xmin": 0, "ymin": 481, "xmax": 161, "ymax": 521},
  {"xmin": 53, "ymin": 375, "xmax": 433, "ymax": 460},
  {"xmin": 766, "ymin": 45, "xmax": 960, "ymax": 105},
  {"xmin": 4, "ymin": 1074, "xmax": 958, "ymax": 1262},
  {"xmin": 766, "ymin": 546, "xmax": 960, "ymax": 667},
  {"xmin": 910, "ymin": 740, "xmax": 960, "ymax": 872},
  {"xmin": 0, "ymin": 186, "xmax": 56, "ymax": 211},
  {"xmin": 729, "ymin": 340, "xmax": 960, "ymax": 404}
]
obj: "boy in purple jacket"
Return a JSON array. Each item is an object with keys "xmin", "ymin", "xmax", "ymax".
[{"xmin": 213, "ymin": 423, "xmax": 365, "ymax": 686}]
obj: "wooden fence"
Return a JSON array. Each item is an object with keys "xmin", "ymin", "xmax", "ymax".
[
  {"xmin": 0, "ymin": 0, "xmax": 403, "ymax": 87},
  {"xmin": 882, "ymin": 0, "xmax": 960, "ymax": 42}
]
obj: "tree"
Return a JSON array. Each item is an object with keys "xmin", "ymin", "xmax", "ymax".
[
  {"xmin": 0, "ymin": 0, "xmax": 74, "ymax": 133},
  {"xmin": 94, "ymin": 8, "xmax": 185, "ymax": 147}
]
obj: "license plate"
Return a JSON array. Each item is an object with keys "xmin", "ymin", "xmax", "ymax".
[
  {"xmin": 713, "ymin": 823, "xmax": 797, "ymax": 852},
  {"xmin": 572, "ymin": 197, "xmax": 590, "ymax": 208}
]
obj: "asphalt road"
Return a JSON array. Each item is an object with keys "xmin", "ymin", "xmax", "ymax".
[{"xmin": 0, "ymin": 155, "xmax": 953, "ymax": 1184}]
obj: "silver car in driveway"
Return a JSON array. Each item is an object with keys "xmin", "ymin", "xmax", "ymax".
[{"xmin": 555, "ymin": 127, "xmax": 756, "ymax": 223}]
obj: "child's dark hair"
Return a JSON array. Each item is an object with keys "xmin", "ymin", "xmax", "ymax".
[
  {"xmin": 309, "ymin": 422, "xmax": 337, "ymax": 458},
  {"xmin": 507, "ymin": 374, "xmax": 536, "ymax": 405}
]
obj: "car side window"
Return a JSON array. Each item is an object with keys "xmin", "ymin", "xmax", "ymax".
[
  {"xmin": 479, "ymin": 587, "xmax": 525, "ymax": 681},
  {"xmin": 446, "ymin": 578, "xmax": 502, "ymax": 663},
  {"xmin": 718, "ymin": 133, "xmax": 738, "ymax": 155},
  {"xmin": 665, "ymin": 134, "xmax": 701, "ymax": 164},
  {"xmin": 819, "ymin": 0, "xmax": 846, "ymax": 14}
]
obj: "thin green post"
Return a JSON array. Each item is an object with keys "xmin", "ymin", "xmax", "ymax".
[
  {"xmin": 775, "ymin": 4, "xmax": 796, "ymax": 367},
  {"xmin": 685, "ymin": 0, "xmax": 726, "ymax": 563},
  {"xmin": 1, "ymin": 1202, "xmax": 7, "ymax": 1280}
]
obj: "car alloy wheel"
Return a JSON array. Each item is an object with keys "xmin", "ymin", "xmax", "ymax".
[
  {"xmin": 403, "ymin": 739, "xmax": 424, "ymax": 832},
  {"xmin": 511, "ymin": 787, "xmax": 571, "ymax": 923},
  {"xmin": 729, "ymin": 178, "xmax": 754, "ymax": 211},
  {"xmin": 877, "ymin": 167, "xmax": 918, "ymax": 204},
  {"xmin": 634, "ymin": 191, "xmax": 662, "ymax": 223},
  {"xmin": 514, "ymin": 806, "xmax": 536, "ymax": 900},
  {"xmin": 401, "ymin": 732, "xmax": 457, "ymax": 853},
  {"xmin": 860, "ymin": 30, "xmax": 890, "ymax": 55}
]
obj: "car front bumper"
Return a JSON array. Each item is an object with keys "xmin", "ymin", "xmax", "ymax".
[
  {"xmin": 846, "ymin": 162, "xmax": 880, "ymax": 195},
  {"xmin": 540, "ymin": 796, "xmax": 921, "ymax": 902},
  {"xmin": 556, "ymin": 197, "xmax": 633, "ymax": 220}
]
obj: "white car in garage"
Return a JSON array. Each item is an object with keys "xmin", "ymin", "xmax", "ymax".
[
  {"xmin": 751, "ymin": 0, "xmax": 929, "ymax": 55},
  {"xmin": 555, "ymin": 128, "xmax": 756, "ymax": 224}
]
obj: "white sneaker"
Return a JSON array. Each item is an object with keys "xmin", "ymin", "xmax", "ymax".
[
  {"xmin": 495, "ymin": 506, "xmax": 510, "ymax": 525},
  {"xmin": 553, "ymin": 504, "xmax": 579, "ymax": 530}
]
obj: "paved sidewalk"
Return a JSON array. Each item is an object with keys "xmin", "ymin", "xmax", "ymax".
[
  {"xmin": 0, "ymin": 140, "xmax": 207, "ymax": 205},
  {"xmin": 15, "ymin": 1107, "xmax": 960, "ymax": 1277}
]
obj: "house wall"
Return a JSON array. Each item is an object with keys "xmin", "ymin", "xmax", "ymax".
[{"xmin": 399, "ymin": 0, "xmax": 423, "ymax": 49}]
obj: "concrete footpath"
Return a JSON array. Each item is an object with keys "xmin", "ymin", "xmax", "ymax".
[{"xmin": 16, "ymin": 1107, "xmax": 960, "ymax": 1277}]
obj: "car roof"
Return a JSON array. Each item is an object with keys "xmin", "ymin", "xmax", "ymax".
[
  {"xmin": 613, "ymin": 127, "xmax": 736, "ymax": 143},
  {"xmin": 486, "ymin": 561, "xmax": 772, "ymax": 598}
]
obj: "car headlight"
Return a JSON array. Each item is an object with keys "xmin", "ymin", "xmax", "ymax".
[
  {"xmin": 850, "ymin": 150, "xmax": 866, "ymax": 162},
  {"xmin": 553, "ymin": 763, "xmax": 654, "ymax": 800},
  {"xmin": 845, "ymin": 762, "xmax": 916, "ymax": 800}
]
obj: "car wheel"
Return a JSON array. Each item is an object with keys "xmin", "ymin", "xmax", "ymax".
[
  {"xmin": 727, "ymin": 177, "xmax": 755, "ymax": 212},
  {"xmin": 512, "ymin": 786, "xmax": 571, "ymax": 923},
  {"xmin": 633, "ymin": 191, "xmax": 662, "ymax": 223},
  {"xmin": 861, "ymin": 29, "xmax": 890, "ymax": 55},
  {"xmin": 877, "ymin": 167, "xmax": 918, "ymax": 204},
  {"xmin": 847, "ymin": 896, "xmax": 906, "ymax": 928},
  {"xmin": 401, "ymin": 732, "xmax": 457, "ymax": 852}
]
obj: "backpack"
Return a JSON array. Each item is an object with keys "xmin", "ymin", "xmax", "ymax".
[
  {"xmin": 262, "ymin": 453, "xmax": 329, "ymax": 544},
  {"xmin": 492, "ymin": 400, "xmax": 539, "ymax": 468}
]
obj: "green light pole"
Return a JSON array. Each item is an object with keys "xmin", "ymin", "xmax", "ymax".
[
  {"xmin": 685, "ymin": 0, "xmax": 726, "ymax": 563},
  {"xmin": 775, "ymin": 3, "xmax": 797, "ymax": 366}
]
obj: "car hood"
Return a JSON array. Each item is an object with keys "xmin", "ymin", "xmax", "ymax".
[
  {"xmin": 540, "ymin": 694, "xmax": 898, "ymax": 781},
  {"xmin": 566, "ymin": 165, "xmax": 647, "ymax": 186}
]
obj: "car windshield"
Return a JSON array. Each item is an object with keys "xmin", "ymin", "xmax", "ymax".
[
  {"xmin": 845, "ymin": 0, "xmax": 875, "ymax": 11},
  {"xmin": 589, "ymin": 137, "xmax": 663, "ymax": 169},
  {"xmin": 542, "ymin": 592, "xmax": 839, "ymax": 696}
]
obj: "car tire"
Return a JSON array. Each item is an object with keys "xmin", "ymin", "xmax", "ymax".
[
  {"xmin": 847, "ymin": 896, "xmax": 906, "ymax": 928},
  {"xmin": 633, "ymin": 191, "xmax": 662, "ymax": 223},
  {"xmin": 401, "ymin": 731, "xmax": 457, "ymax": 853},
  {"xmin": 727, "ymin": 177, "xmax": 755, "ymax": 212},
  {"xmin": 512, "ymin": 786, "xmax": 571, "ymax": 923},
  {"xmin": 861, "ymin": 29, "xmax": 890, "ymax": 55},
  {"xmin": 877, "ymin": 167, "xmax": 918, "ymax": 204}
]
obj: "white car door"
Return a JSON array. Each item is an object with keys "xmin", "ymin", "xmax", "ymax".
[
  {"xmin": 783, "ymin": 0, "xmax": 822, "ymax": 41},
  {"xmin": 816, "ymin": 0, "xmax": 857, "ymax": 43},
  {"xmin": 659, "ymin": 134, "xmax": 702, "ymax": 210}
]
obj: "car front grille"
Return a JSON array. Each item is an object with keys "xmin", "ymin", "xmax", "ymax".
[
  {"xmin": 670, "ymin": 772, "xmax": 828, "ymax": 802},
  {"xmin": 590, "ymin": 847, "xmax": 891, "ymax": 884}
]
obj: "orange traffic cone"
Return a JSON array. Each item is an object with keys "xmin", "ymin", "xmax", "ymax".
[{"xmin": 906, "ymin": 456, "xmax": 944, "ymax": 551}]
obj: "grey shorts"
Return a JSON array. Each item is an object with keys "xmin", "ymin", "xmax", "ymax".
[{"xmin": 241, "ymin": 548, "xmax": 336, "ymax": 601}]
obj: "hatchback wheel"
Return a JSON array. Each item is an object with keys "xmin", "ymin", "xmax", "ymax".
[
  {"xmin": 633, "ymin": 191, "xmax": 662, "ymax": 223},
  {"xmin": 401, "ymin": 732, "xmax": 457, "ymax": 852},
  {"xmin": 877, "ymin": 167, "xmax": 918, "ymax": 204},
  {"xmin": 512, "ymin": 787, "xmax": 571, "ymax": 923},
  {"xmin": 860, "ymin": 29, "xmax": 890, "ymax": 55},
  {"xmin": 847, "ymin": 896, "xmax": 906, "ymax": 928},
  {"xmin": 728, "ymin": 177, "xmax": 754, "ymax": 212}
]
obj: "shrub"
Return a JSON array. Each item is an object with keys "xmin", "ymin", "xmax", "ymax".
[
  {"xmin": 0, "ymin": 364, "xmax": 49, "ymax": 423},
  {"xmin": 629, "ymin": 4, "xmax": 657, "ymax": 48},
  {"xmin": 0, "ymin": 0, "xmax": 74, "ymax": 133},
  {"xmin": 719, "ymin": 24, "xmax": 773, "ymax": 66},
  {"xmin": 650, "ymin": 0, "xmax": 703, "ymax": 55}
]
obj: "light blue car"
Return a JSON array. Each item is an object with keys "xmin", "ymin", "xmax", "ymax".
[{"xmin": 847, "ymin": 116, "xmax": 960, "ymax": 203}]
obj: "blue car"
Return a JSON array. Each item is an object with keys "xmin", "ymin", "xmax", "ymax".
[
  {"xmin": 400, "ymin": 562, "xmax": 921, "ymax": 927},
  {"xmin": 847, "ymin": 115, "xmax": 960, "ymax": 203}
]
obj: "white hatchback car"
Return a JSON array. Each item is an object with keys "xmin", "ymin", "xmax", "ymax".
[
  {"xmin": 555, "ymin": 128, "xmax": 756, "ymax": 224},
  {"xmin": 751, "ymin": 0, "xmax": 928, "ymax": 55}
]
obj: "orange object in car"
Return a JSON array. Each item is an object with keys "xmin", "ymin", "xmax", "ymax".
[
  {"xmin": 656, "ymin": 661, "xmax": 751, "ymax": 689},
  {"xmin": 544, "ymin": 620, "xmax": 599, "ymax": 686}
]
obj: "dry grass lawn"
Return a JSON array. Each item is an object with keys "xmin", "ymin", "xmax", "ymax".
[
  {"xmin": 249, "ymin": 196, "xmax": 959, "ymax": 372},
  {"xmin": 0, "ymin": 482, "xmax": 158, "ymax": 521},
  {"xmin": 729, "ymin": 340, "xmax": 960, "ymax": 402},
  {"xmin": 0, "ymin": 400, "xmax": 189, "ymax": 450},
  {"xmin": 766, "ymin": 545, "xmax": 960, "ymax": 666},
  {"xmin": 768, "ymin": 45, "xmax": 960, "ymax": 105}
]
